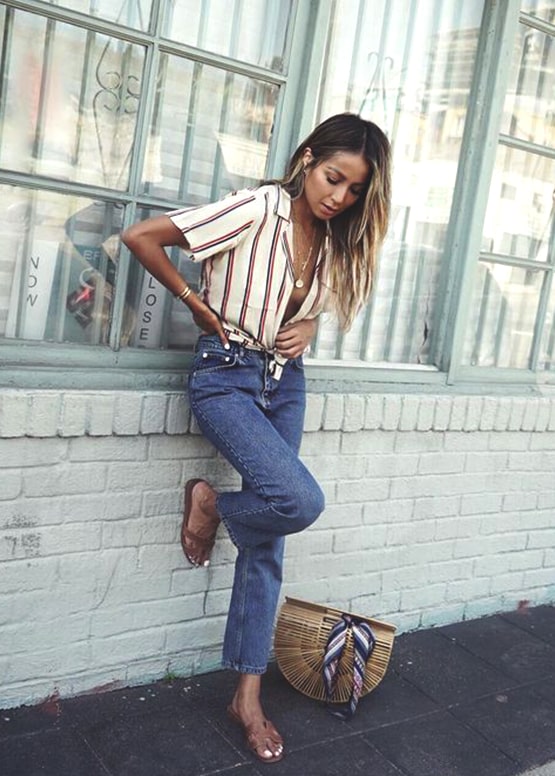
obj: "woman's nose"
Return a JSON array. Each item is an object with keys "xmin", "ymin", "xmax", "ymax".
[{"xmin": 331, "ymin": 185, "xmax": 348, "ymax": 205}]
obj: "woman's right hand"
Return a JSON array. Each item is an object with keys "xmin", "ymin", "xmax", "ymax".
[{"xmin": 188, "ymin": 294, "xmax": 229, "ymax": 348}]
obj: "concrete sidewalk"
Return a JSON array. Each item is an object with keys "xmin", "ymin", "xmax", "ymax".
[
  {"xmin": 524, "ymin": 766, "xmax": 555, "ymax": 776},
  {"xmin": 1, "ymin": 604, "xmax": 554, "ymax": 775}
]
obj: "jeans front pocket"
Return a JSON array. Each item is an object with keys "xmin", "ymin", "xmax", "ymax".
[{"xmin": 191, "ymin": 335, "xmax": 240, "ymax": 377}]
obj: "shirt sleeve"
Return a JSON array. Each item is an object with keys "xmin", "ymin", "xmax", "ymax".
[{"xmin": 167, "ymin": 188, "xmax": 264, "ymax": 262}]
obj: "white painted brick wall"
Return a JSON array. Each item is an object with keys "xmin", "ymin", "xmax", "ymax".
[{"xmin": 0, "ymin": 389, "xmax": 554, "ymax": 710}]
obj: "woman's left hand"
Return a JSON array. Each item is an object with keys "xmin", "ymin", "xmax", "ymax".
[{"xmin": 275, "ymin": 319, "xmax": 318, "ymax": 359}]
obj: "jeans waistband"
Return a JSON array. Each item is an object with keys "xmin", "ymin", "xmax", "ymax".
[
  {"xmin": 223, "ymin": 327, "xmax": 287, "ymax": 380},
  {"xmin": 224, "ymin": 329, "xmax": 266, "ymax": 351}
]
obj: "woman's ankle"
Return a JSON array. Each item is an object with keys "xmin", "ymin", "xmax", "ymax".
[{"xmin": 232, "ymin": 674, "xmax": 263, "ymax": 715}]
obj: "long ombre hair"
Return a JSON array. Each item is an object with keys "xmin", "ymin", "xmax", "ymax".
[{"xmin": 280, "ymin": 113, "xmax": 391, "ymax": 330}]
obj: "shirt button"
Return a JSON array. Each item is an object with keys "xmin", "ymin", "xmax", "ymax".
[{"xmin": 202, "ymin": 352, "xmax": 208, "ymax": 358}]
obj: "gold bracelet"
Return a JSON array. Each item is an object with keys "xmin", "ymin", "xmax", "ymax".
[{"xmin": 175, "ymin": 286, "xmax": 192, "ymax": 303}]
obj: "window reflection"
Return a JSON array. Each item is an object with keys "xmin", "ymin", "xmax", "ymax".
[
  {"xmin": 312, "ymin": 0, "xmax": 485, "ymax": 365},
  {"xmin": 520, "ymin": 0, "xmax": 555, "ymax": 23},
  {"xmin": 161, "ymin": 0, "xmax": 291, "ymax": 72},
  {"xmin": 540, "ymin": 270, "xmax": 555, "ymax": 370},
  {"xmin": 484, "ymin": 148, "xmax": 554, "ymax": 262},
  {"xmin": 463, "ymin": 147, "xmax": 554, "ymax": 369},
  {"xmin": 0, "ymin": 187, "xmax": 129, "ymax": 345},
  {"xmin": 0, "ymin": 9, "xmax": 145, "ymax": 189},
  {"xmin": 502, "ymin": 21, "xmax": 555, "ymax": 147},
  {"xmin": 42, "ymin": 0, "xmax": 152, "ymax": 31},
  {"xmin": 463, "ymin": 262, "xmax": 544, "ymax": 369},
  {"xmin": 141, "ymin": 54, "xmax": 278, "ymax": 202}
]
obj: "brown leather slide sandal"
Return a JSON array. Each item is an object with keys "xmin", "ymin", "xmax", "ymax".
[
  {"xmin": 227, "ymin": 705, "xmax": 284, "ymax": 764},
  {"xmin": 181, "ymin": 478, "xmax": 217, "ymax": 567}
]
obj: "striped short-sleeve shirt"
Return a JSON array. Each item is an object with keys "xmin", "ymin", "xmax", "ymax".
[{"xmin": 168, "ymin": 183, "xmax": 331, "ymax": 351}]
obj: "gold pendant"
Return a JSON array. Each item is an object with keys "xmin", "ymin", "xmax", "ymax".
[{"xmin": 295, "ymin": 279, "xmax": 304, "ymax": 288}]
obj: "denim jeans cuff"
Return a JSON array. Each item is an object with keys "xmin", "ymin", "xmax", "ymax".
[
  {"xmin": 222, "ymin": 659, "xmax": 267, "ymax": 675},
  {"xmin": 217, "ymin": 500, "xmax": 240, "ymax": 548}
]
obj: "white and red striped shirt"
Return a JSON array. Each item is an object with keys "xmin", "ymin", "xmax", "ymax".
[{"xmin": 168, "ymin": 184, "xmax": 330, "ymax": 351}]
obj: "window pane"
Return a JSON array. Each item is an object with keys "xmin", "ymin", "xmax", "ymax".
[
  {"xmin": 0, "ymin": 186, "xmax": 125, "ymax": 345},
  {"xmin": 0, "ymin": 9, "xmax": 145, "ymax": 189},
  {"xmin": 312, "ymin": 0, "xmax": 485, "ymax": 365},
  {"xmin": 520, "ymin": 0, "xmax": 555, "ymax": 23},
  {"xmin": 126, "ymin": 208, "xmax": 200, "ymax": 350},
  {"xmin": 462, "ymin": 261, "xmax": 546, "ymax": 368},
  {"xmin": 539, "ymin": 272, "xmax": 555, "ymax": 371},
  {"xmin": 311, "ymin": 239, "xmax": 444, "ymax": 364},
  {"xmin": 141, "ymin": 54, "xmax": 278, "ymax": 201},
  {"xmin": 42, "ymin": 0, "xmax": 152, "ymax": 30},
  {"xmin": 500, "ymin": 21, "xmax": 555, "ymax": 146},
  {"xmin": 161, "ymin": 0, "xmax": 292, "ymax": 72},
  {"xmin": 482, "ymin": 145, "xmax": 554, "ymax": 261}
]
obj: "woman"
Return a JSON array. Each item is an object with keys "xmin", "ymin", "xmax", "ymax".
[{"xmin": 122, "ymin": 112, "xmax": 390, "ymax": 763}]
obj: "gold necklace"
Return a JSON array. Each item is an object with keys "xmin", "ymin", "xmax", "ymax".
[
  {"xmin": 293, "ymin": 221, "xmax": 318, "ymax": 289},
  {"xmin": 295, "ymin": 244, "xmax": 313, "ymax": 288}
]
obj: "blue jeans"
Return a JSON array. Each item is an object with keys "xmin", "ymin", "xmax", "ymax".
[{"xmin": 188, "ymin": 334, "xmax": 325, "ymax": 673}]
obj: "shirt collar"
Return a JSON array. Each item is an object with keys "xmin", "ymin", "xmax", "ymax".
[{"xmin": 274, "ymin": 184, "xmax": 292, "ymax": 221}]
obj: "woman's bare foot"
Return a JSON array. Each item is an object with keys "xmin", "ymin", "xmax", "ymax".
[
  {"xmin": 181, "ymin": 479, "xmax": 220, "ymax": 567},
  {"xmin": 228, "ymin": 674, "xmax": 284, "ymax": 762}
]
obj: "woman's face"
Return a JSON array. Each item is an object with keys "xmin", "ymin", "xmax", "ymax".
[{"xmin": 301, "ymin": 150, "xmax": 370, "ymax": 221}]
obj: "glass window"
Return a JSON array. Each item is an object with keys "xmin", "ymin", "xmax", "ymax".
[
  {"xmin": 161, "ymin": 0, "xmax": 292, "ymax": 71},
  {"xmin": 501, "ymin": 21, "xmax": 555, "ymax": 146},
  {"xmin": 520, "ymin": 0, "xmax": 555, "ymax": 23},
  {"xmin": 483, "ymin": 146, "xmax": 554, "ymax": 261},
  {"xmin": 141, "ymin": 55, "xmax": 279, "ymax": 201},
  {"xmin": 539, "ymin": 273, "xmax": 555, "ymax": 370},
  {"xmin": 0, "ymin": 1, "xmax": 287, "ymax": 364},
  {"xmin": 1, "ymin": 0, "xmax": 553, "ymax": 388},
  {"xmin": 311, "ymin": 0, "xmax": 485, "ymax": 366},
  {"xmin": 42, "ymin": 0, "xmax": 153, "ymax": 31},
  {"xmin": 466, "ymin": 145, "xmax": 555, "ymax": 370},
  {"xmin": 463, "ymin": 261, "xmax": 545, "ymax": 368},
  {"xmin": 463, "ymin": 8, "xmax": 555, "ymax": 375},
  {"xmin": 0, "ymin": 8, "xmax": 145, "ymax": 189},
  {"xmin": 0, "ymin": 185, "xmax": 126, "ymax": 345}
]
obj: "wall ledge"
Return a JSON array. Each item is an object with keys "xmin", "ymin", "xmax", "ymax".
[{"xmin": 1, "ymin": 389, "xmax": 555, "ymax": 439}]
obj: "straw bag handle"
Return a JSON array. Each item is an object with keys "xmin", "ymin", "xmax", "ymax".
[{"xmin": 322, "ymin": 613, "xmax": 376, "ymax": 719}]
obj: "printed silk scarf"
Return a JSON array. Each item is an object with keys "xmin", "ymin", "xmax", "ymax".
[{"xmin": 322, "ymin": 613, "xmax": 376, "ymax": 719}]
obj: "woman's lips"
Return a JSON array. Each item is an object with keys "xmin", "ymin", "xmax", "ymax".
[{"xmin": 321, "ymin": 203, "xmax": 338, "ymax": 217}]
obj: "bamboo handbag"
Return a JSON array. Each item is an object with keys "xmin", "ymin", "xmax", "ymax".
[{"xmin": 274, "ymin": 597, "xmax": 396, "ymax": 706}]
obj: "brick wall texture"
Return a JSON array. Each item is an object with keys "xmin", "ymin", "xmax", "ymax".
[{"xmin": 1, "ymin": 389, "xmax": 554, "ymax": 709}]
